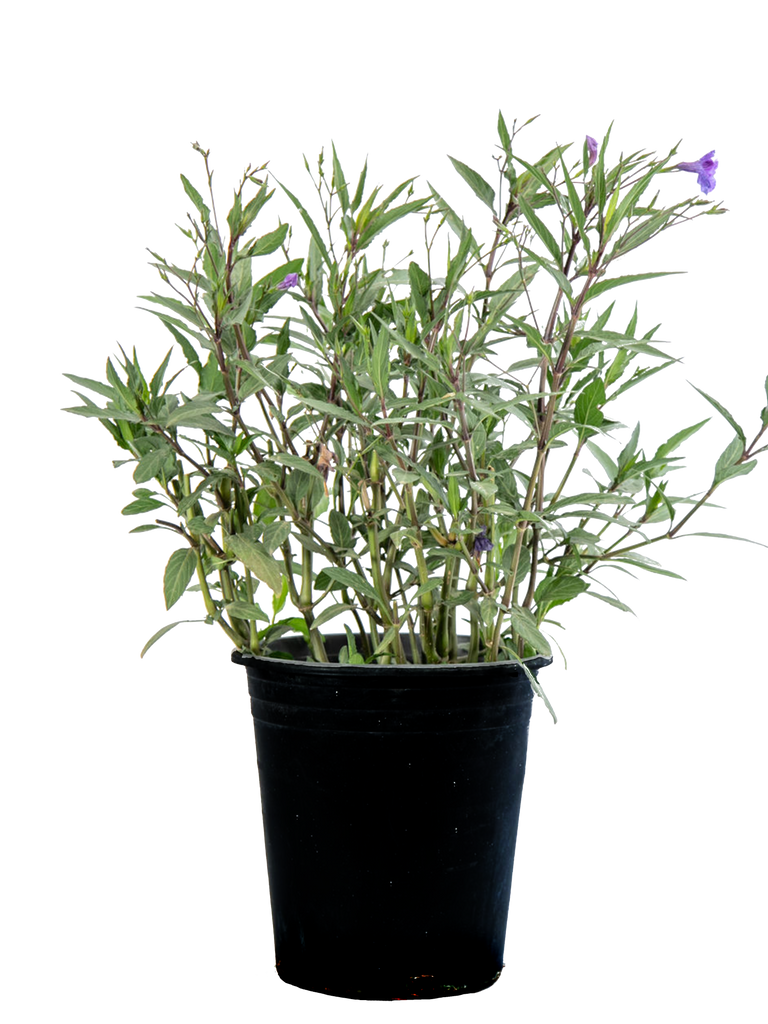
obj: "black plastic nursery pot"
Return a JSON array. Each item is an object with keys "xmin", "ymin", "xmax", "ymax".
[{"xmin": 233, "ymin": 635, "xmax": 550, "ymax": 1001}]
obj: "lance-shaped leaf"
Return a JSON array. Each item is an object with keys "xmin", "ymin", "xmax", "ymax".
[
  {"xmin": 516, "ymin": 194, "xmax": 561, "ymax": 262},
  {"xmin": 690, "ymin": 384, "xmax": 746, "ymax": 446},
  {"xmin": 586, "ymin": 271, "xmax": 683, "ymax": 301},
  {"xmin": 239, "ymin": 182, "xmax": 273, "ymax": 236},
  {"xmin": 357, "ymin": 196, "xmax": 428, "ymax": 250},
  {"xmin": 671, "ymin": 528, "xmax": 768, "ymax": 552},
  {"xmin": 139, "ymin": 292, "xmax": 209, "ymax": 330},
  {"xmin": 241, "ymin": 222, "xmax": 289, "ymax": 259},
  {"xmin": 164, "ymin": 396, "xmax": 233, "ymax": 435},
  {"xmin": 164, "ymin": 547, "xmax": 198, "ymax": 609},
  {"xmin": 278, "ymin": 178, "xmax": 331, "ymax": 267},
  {"xmin": 586, "ymin": 592, "xmax": 635, "ymax": 614},
  {"xmin": 138, "ymin": 614, "xmax": 208, "ymax": 663},
  {"xmin": 448, "ymin": 155, "xmax": 496, "ymax": 211},
  {"xmin": 521, "ymin": 246, "xmax": 572, "ymax": 298},
  {"xmin": 180, "ymin": 174, "xmax": 210, "ymax": 221},
  {"xmin": 371, "ymin": 325, "xmax": 390, "ymax": 398}
]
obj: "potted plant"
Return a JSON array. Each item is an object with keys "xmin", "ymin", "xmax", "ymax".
[{"xmin": 65, "ymin": 116, "xmax": 767, "ymax": 1000}]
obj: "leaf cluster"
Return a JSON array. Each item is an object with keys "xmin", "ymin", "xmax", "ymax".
[{"xmin": 65, "ymin": 118, "xmax": 766, "ymax": 718}]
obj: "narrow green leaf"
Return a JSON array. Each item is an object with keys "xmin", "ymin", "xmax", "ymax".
[
  {"xmin": 63, "ymin": 373, "xmax": 117, "ymax": 402},
  {"xmin": 139, "ymin": 293, "xmax": 208, "ymax": 330},
  {"xmin": 586, "ymin": 592, "xmax": 635, "ymax": 614},
  {"xmin": 447, "ymin": 475, "xmax": 461, "ymax": 518},
  {"xmin": 521, "ymin": 246, "xmax": 572, "ymax": 298},
  {"xmin": 612, "ymin": 555, "xmax": 685, "ymax": 579},
  {"xmin": 540, "ymin": 626, "xmax": 573, "ymax": 675},
  {"xmin": 357, "ymin": 198, "xmax": 428, "ymax": 250},
  {"xmin": 671, "ymin": 528, "xmax": 765, "ymax": 552},
  {"xmin": 351, "ymin": 160, "xmax": 368, "ymax": 212},
  {"xmin": 713, "ymin": 436, "xmax": 744, "ymax": 484},
  {"xmin": 517, "ymin": 658, "xmax": 557, "ymax": 724},
  {"xmin": 238, "ymin": 183, "xmax": 272, "ymax": 235},
  {"xmin": 329, "ymin": 510, "xmax": 353, "ymax": 549},
  {"xmin": 586, "ymin": 272, "xmax": 683, "ymax": 301},
  {"xmin": 286, "ymin": 387, "xmax": 368, "ymax": 428},
  {"xmin": 180, "ymin": 174, "xmax": 209, "ymax": 220},
  {"xmin": 558, "ymin": 148, "xmax": 590, "ymax": 253},
  {"xmin": 137, "ymin": 614, "xmax": 205, "ymax": 663},
  {"xmin": 690, "ymin": 384, "xmax": 746, "ymax": 445},
  {"xmin": 517, "ymin": 194, "xmax": 561, "ymax": 262},
  {"xmin": 243, "ymin": 222, "xmax": 289, "ymax": 258},
  {"xmin": 655, "ymin": 418, "xmax": 710, "ymax": 460},
  {"xmin": 64, "ymin": 402, "xmax": 144, "ymax": 424},
  {"xmin": 163, "ymin": 547, "xmax": 198, "ymax": 609},
  {"xmin": 371, "ymin": 325, "xmax": 390, "ymax": 398},
  {"xmin": 278, "ymin": 179, "xmax": 331, "ymax": 267},
  {"xmin": 312, "ymin": 603, "xmax": 354, "ymax": 629},
  {"xmin": 448, "ymin": 155, "xmax": 496, "ymax": 211}
]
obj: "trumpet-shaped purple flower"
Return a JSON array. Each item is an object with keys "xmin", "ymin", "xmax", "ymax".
[
  {"xmin": 675, "ymin": 151, "xmax": 718, "ymax": 195},
  {"xmin": 472, "ymin": 529, "xmax": 493, "ymax": 557},
  {"xmin": 277, "ymin": 272, "xmax": 299, "ymax": 290},
  {"xmin": 586, "ymin": 135, "xmax": 598, "ymax": 167}
]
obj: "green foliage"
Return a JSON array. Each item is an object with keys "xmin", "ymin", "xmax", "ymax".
[{"xmin": 65, "ymin": 120, "xmax": 767, "ymax": 718}]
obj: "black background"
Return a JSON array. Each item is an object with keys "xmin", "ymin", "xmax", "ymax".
[{"xmin": 49, "ymin": 75, "xmax": 765, "ymax": 1019}]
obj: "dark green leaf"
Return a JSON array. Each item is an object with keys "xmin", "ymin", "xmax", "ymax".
[
  {"xmin": 575, "ymin": 379, "xmax": 606, "ymax": 428},
  {"xmin": 516, "ymin": 194, "xmax": 561, "ymax": 262},
  {"xmin": 329, "ymin": 510, "xmax": 353, "ymax": 549},
  {"xmin": 586, "ymin": 271, "xmax": 683, "ymax": 301},
  {"xmin": 141, "ymin": 619, "xmax": 203, "ymax": 658},
  {"xmin": 448, "ymin": 156, "xmax": 496, "ymax": 211}
]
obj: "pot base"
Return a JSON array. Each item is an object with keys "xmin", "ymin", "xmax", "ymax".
[
  {"xmin": 274, "ymin": 958, "xmax": 505, "ymax": 1007},
  {"xmin": 275, "ymin": 961, "xmax": 503, "ymax": 1000}
]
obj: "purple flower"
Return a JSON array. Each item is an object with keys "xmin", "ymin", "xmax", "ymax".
[
  {"xmin": 277, "ymin": 272, "xmax": 299, "ymax": 291},
  {"xmin": 586, "ymin": 135, "xmax": 598, "ymax": 167},
  {"xmin": 675, "ymin": 150, "xmax": 718, "ymax": 195},
  {"xmin": 472, "ymin": 529, "xmax": 493, "ymax": 557}
]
